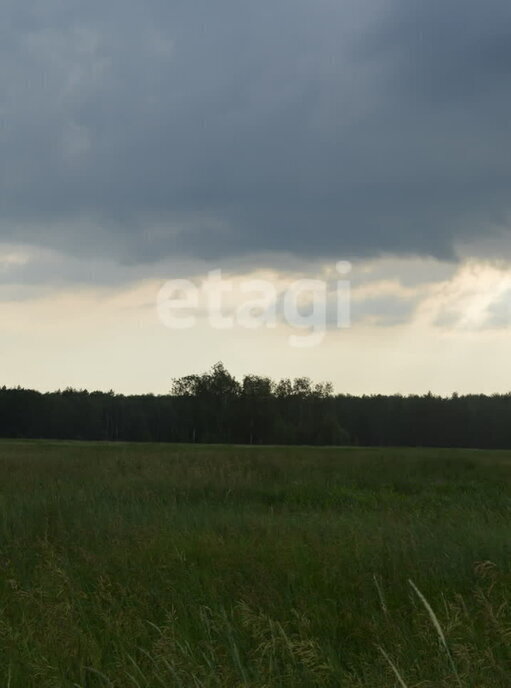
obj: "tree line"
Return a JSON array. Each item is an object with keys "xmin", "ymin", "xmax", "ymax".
[{"xmin": 1, "ymin": 362, "xmax": 511, "ymax": 448}]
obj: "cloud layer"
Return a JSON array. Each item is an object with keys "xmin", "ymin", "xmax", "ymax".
[{"xmin": 2, "ymin": 0, "xmax": 511, "ymax": 267}]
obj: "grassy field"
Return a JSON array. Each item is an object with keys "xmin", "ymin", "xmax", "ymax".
[{"xmin": 0, "ymin": 442, "xmax": 511, "ymax": 686}]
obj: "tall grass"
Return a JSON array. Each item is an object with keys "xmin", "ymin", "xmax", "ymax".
[{"xmin": 0, "ymin": 440, "xmax": 510, "ymax": 685}]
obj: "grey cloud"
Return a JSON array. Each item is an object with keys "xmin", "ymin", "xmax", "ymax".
[
  {"xmin": 2, "ymin": 0, "xmax": 511, "ymax": 269},
  {"xmin": 348, "ymin": 258, "xmax": 456, "ymax": 289},
  {"xmin": 351, "ymin": 293, "xmax": 419, "ymax": 326},
  {"xmin": 482, "ymin": 290, "xmax": 511, "ymax": 329}
]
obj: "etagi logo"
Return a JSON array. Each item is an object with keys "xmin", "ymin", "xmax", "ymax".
[{"xmin": 157, "ymin": 262, "xmax": 352, "ymax": 348}]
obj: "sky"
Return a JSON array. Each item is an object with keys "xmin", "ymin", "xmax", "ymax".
[{"xmin": 2, "ymin": 0, "xmax": 511, "ymax": 395}]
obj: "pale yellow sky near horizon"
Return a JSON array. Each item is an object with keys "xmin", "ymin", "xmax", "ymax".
[{"xmin": 1, "ymin": 254, "xmax": 511, "ymax": 396}]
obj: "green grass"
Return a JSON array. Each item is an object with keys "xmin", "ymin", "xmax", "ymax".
[{"xmin": 1, "ymin": 441, "xmax": 511, "ymax": 686}]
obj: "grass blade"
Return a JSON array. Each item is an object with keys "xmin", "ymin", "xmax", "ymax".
[
  {"xmin": 376, "ymin": 645, "xmax": 409, "ymax": 688},
  {"xmin": 408, "ymin": 579, "xmax": 462, "ymax": 688}
]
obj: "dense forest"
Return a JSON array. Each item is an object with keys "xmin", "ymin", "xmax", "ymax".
[{"xmin": 1, "ymin": 362, "xmax": 511, "ymax": 448}]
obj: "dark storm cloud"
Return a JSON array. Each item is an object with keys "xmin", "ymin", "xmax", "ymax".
[{"xmin": 2, "ymin": 0, "xmax": 511, "ymax": 267}]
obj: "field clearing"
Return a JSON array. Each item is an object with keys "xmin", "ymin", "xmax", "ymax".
[{"xmin": 1, "ymin": 441, "xmax": 511, "ymax": 686}]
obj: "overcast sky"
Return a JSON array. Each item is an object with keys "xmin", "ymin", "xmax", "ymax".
[{"xmin": 2, "ymin": 0, "xmax": 511, "ymax": 394}]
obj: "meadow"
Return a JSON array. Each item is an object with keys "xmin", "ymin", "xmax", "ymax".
[{"xmin": 0, "ymin": 441, "xmax": 511, "ymax": 686}]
